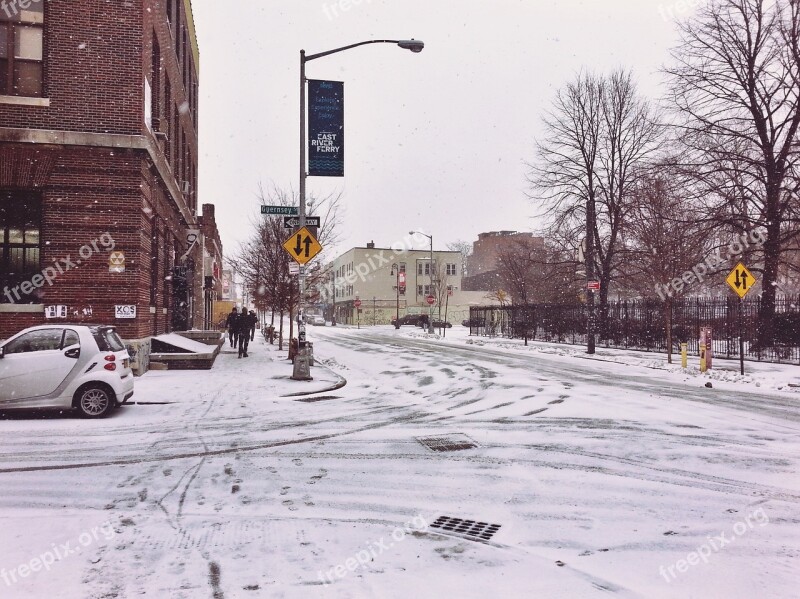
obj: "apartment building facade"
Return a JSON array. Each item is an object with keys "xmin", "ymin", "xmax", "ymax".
[
  {"xmin": 319, "ymin": 242, "xmax": 484, "ymax": 325},
  {"xmin": 0, "ymin": 0, "xmax": 218, "ymax": 340}
]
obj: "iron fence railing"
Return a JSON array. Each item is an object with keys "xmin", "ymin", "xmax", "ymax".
[{"xmin": 468, "ymin": 296, "xmax": 800, "ymax": 364}]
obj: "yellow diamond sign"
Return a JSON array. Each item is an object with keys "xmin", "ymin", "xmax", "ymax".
[
  {"xmin": 726, "ymin": 262, "xmax": 756, "ymax": 299},
  {"xmin": 283, "ymin": 226, "xmax": 322, "ymax": 265}
]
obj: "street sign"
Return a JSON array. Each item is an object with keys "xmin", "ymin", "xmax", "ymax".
[
  {"xmin": 726, "ymin": 263, "xmax": 756, "ymax": 298},
  {"xmin": 426, "ymin": 294, "xmax": 435, "ymax": 305},
  {"xmin": 354, "ymin": 298, "xmax": 362, "ymax": 308},
  {"xmin": 283, "ymin": 226, "xmax": 323, "ymax": 265},
  {"xmin": 587, "ymin": 280, "xmax": 600, "ymax": 290},
  {"xmin": 261, "ymin": 205, "xmax": 298, "ymax": 216},
  {"xmin": 283, "ymin": 216, "xmax": 320, "ymax": 229},
  {"xmin": 288, "ymin": 262, "xmax": 300, "ymax": 275}
]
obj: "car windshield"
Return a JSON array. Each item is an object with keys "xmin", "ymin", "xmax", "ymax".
[{"xmin": 93, "ymin": 328, "xmax": 125, "ymax": 352}]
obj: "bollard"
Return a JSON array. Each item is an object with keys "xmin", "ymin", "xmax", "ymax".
[
  {"xmin": 292, "ymin": 347, "xmax": 313, "ymax": 381},
  {"xmin": 699, "ymin": 343, "xmax": 707, "ymax": 373},
  {"xmin": 681, "ymin": 343, "xmax": 688, "ymax": 369}
]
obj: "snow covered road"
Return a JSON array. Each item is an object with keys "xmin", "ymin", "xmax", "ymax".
[{"xmin": 0, "ymin": 327, "xmax": 798, "ymax": 598}]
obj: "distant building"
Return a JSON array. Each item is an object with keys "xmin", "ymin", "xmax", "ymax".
[
  {"xmin": 318, "ymin": 241, "xmax": 485, "ymax": 325},
  {"xmin": 462, "ymin": 231, "xmax": 544, "ymax": 292},
  {"xmin": 0, "ymin": 1, "xmax": 208, "ymax": 341}
]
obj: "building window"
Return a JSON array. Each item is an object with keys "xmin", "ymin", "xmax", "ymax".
[
  {"xmin": 399, "ymin": 263, "xmax": 406, "ymax": 273},
  {"xmin": 416, "ymin": 285, "xmax": 422, "ymax": 296},
  {"xmin": 446, "ymin": 263, "xmax": 456, "ymax": 276},
  {"xmin": 0, "ymin": 191, "xmax": 41, "ymax": 303},
  {"xmin": 0, "ymin": 2, "xmax": 44, "ymax": 97}
]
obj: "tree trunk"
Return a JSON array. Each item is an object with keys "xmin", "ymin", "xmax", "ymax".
[
  {"xmin": 278, "ymin": 310, "xmax": 284, "ymax": 351},
  {"xmin": 665, "ymin": 300, "xmax": 673, "ymax": 364},
  {"xmin": 758, "ymin": 216, "xmax": 781, "ymax": 347}
]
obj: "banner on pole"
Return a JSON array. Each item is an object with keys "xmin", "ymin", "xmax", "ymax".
[{"xmin": 308, "ymin": 79, "xmax": 344, "ymax": 177}]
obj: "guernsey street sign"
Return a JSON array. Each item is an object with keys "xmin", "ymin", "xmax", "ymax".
[{"xmin": 261, "ymin": 205, "xmax": 298, "ymax": 215}]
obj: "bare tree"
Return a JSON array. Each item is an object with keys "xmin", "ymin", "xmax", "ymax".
[
  {"xmin": 529, "ymin": 69, "xmax": 663, "ymax": 338},
  {"xmin": 664, "ymin": 0, "xmax": 800, "ymax": 343},
  {"xmin": 495, "ymin": 237, "xmax": 581, "ymax": 305},
  {"xmin": 446, "ymin": 240, "xmax": 472, "ymax": 278},
  {"xmin": 228, "ymin": 184, "xmax": 342, "ymax": 349}
]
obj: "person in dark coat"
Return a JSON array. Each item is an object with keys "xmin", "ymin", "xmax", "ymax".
[
  {"xmin": 237, "ymin": 309, "xmax": 254, "ymax": 358},
  {"xmin": 249, "ymin": 310, "xmax": 257, "ymax": 341},
  {"xmin": 225, "ymin": 307, "xmax": 239, "ymax": 348}
]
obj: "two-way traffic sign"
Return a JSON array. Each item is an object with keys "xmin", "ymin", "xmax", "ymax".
[
  {"xmin": 283, "ymin": 226, "xmax": 322, "ymax": 265},
  {"xmin": 726, "ymin": 263, "xmax": 757, "ymax": 298},
  {"xmin": 283, "ymin": 216, "xmax": 320, "ymax": 229}
]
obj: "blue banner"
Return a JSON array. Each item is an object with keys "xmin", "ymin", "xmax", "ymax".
[{"xmin": 308, "ymin": 79, "xmax": 344, "ymax": 177}]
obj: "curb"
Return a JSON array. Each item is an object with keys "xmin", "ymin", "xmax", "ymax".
[{"xmin": 279, "ymin": 357, "xmax": 348, "ymax": 398}]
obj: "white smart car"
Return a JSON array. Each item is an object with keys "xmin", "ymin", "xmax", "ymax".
[{"xmin": 0, "ymin": 324, "xmax": 134, "ymax": 418}]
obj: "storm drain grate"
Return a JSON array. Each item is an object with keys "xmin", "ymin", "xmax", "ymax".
[
  {"xmin": 416, "ymin": 434, "xmax": 478, "ymax": 452},
  {"xmin": 430, "ymin": 516, "xmax": 501, "ymax": 541},
  {"xmin": 296, "ymin": 395, "xmax": 341, "ymax": 403}
]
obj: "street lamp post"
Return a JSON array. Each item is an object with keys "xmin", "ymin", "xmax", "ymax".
[
  {"xmin": 391, "ymin": 264, "xmax": 400, "ymax": 328},
  {"xmin": 298, "ymin": 39, "xmax": 424, "ymax": 347},
  {"xmin": 410, "ymin": 230, "xmax": 434, "ymax": 333}
]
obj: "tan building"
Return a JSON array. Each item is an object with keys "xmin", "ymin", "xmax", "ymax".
[{"xmin": 319, "ymin": 242, "xmax": 485, "ymax": 325}]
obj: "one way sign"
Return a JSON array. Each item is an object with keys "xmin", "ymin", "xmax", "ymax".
[
  {"xmin": 726, "ymin": 262, "xmax": 757, "ymax": 298},
  {"xmin": 283, "ymin": 216, "xmax": 320, "ymax": 230},
  {"xmin": 283, "ymin": 226, "xmax": 322, "ymax": 265}
]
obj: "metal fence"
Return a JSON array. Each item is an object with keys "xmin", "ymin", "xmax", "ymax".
[{"xmin": 468, "ymin": 296, "xmax": 800, "ymax": 364}]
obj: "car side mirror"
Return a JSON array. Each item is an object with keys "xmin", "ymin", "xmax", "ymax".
[{"xmin": 64, "ymin": 347, "xmax": 80, "ymax": 359}]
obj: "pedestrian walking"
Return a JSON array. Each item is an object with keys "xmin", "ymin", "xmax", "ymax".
[
  {"xmin": 249, "ymin": 310, "xmax": 257, "ymax": 342},
  {"xmin": 236, "ymin": 309, "xmax": 255, "ymax": 358},
  {"xmin": 226, "ymin": 307, "xmax": 239, "ymax": 348}
]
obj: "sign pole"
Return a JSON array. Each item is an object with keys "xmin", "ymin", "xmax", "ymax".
[{"xmin": 739, "ymin": 297, "xmax": 745, "ymax": 376}]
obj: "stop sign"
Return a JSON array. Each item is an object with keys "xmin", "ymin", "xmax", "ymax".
[
  {"xmin": 426, "ymin": 295, "xmax": 435, "ymax": 305},
  {"xmin": 354, "ymin": 298, "xmax": 362, "ymax": 308}
]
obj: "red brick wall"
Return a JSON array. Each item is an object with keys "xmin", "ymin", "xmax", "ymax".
[
  {"xmin": 0, "ymin": 0, "xmax": 200, "ymax": 339},
  {"xmin": 0, "ymin": 0, "xmax": 144, "ymax": 134}
]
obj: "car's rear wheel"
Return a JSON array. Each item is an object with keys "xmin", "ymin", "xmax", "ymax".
[{"xmin": 74, "ymin": 384, "xmax": 115, "ymax": 418}]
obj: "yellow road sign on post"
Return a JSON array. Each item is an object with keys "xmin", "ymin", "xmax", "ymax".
[
  {"xmin": 283, "ymin": 226, "xmax": 322, "ymax": 265},
  {"xmin": 726, "ymin": 262, "xmax": 756, "ymax": 298}
]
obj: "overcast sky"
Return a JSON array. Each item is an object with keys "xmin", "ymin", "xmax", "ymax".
[{"xmin": 191, "ymin": 0, "xmax": 694, "ymax": 260}]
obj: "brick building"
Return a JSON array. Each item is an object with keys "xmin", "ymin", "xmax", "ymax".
[
  {"xmin": 0, "ymin": 0, "xmax": 218, "ymax": 342},
  {"xmin": 462, "ymin": 231, "xmax": 544, "ymax": 291}
]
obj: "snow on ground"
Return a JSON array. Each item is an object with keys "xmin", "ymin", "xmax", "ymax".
[{"xmin": 0, "ymin": 325, "xmax": 798, "ymax": 598}]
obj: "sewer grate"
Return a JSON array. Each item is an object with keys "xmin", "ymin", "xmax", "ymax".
[
  {"xmin": 430, "ymin": 516, "xmax": 501, "ymax": 541},
  {"xmin": 296, "ymin": 395, "xmax": 341, "ymax": 403},
  {"xmin": 416, "ymin": 434, "xmax": 478, "ymax": 452}
]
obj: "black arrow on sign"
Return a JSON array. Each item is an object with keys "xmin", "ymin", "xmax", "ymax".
[
  {"xmin": 294, "ymin": 234, "xmax": 313, "ymax": 257},
  {"xmin": 735, "ymin": 269, "xmax": 749, "ymax": 289}
]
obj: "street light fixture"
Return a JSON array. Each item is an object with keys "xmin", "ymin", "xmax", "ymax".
[
  {"xmin": 409, "ymin": 230, "xmax": 434, "ymax": 334},
  {"xmin": 297, "ymin": 39, "xmax": 424, "ymax": 348}
]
